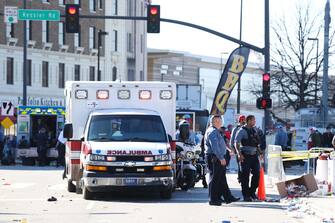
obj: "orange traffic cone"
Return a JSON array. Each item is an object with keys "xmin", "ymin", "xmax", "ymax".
[{"xmin": 257, "ymin": 166, "xmax": 266, "ymax": 201}]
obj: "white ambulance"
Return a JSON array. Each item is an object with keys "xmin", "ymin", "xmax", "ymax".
[{"xmin": 63, "ymin": 81, "xmax": 176, "ymax": 199}]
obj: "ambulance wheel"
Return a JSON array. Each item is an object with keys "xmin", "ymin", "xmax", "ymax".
[
  {"xmin": 160, "ymin": 189, "xmax": 172, "ymax": 199},
  {"xmin": 83, "ymin": 185, "xmax": 94, "ymax": 200},
  {"xmin": 67, "ymin": 180, "xmax": 76, "ymax": 193}
]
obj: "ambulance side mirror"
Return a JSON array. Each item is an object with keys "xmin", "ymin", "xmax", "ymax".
[{"xmin": 63, "ymin": 123, "xmax": 73, "ymax": 139}]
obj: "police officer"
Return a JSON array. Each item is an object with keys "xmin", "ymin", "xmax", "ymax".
[
  {"xmin": 234, "ymin": 115, "xmax": 261, "ymax": 202},
  {"xmin": 230, "ymin": 115, "xmax": 246, "ymax": 181},
  {"xmin": 205, "ymin": 115, "xmax": 239, "ymax": 206},
  {"xmin": 176, "ymin": 120, "xmax": 200, "ymax": 145}
]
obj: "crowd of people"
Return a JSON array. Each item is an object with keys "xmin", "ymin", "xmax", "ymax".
[
  {"xmin": 0, "ymin": 127, "xmax": 66, "ymax": 167},
  {"xmin": 176, "ymin": 114, "xmax": 266, "ymax": 206},
  {"xmin": 273, "ymin": 124, "xmax": 335, "ymax": 151}
]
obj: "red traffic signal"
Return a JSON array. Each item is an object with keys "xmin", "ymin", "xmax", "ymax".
[
  {"xmin": 150, "ymin": 7, "xmax": 158, "ymax": 15},
  {"xmin": 68, "ymin": 6, "xmax": 77, "ymax": 15},
  {"xmin": 147, "ymin": 5, "xmax": 160, "ymax": 33},
  {"xmin": 65, "ymin": 4, "xmax": 80, "ymax": 33},
  {"xmin": 262, "ymin": 73, "xmax": 270, "ymax": 97},
  {"xmin": 257, "ymin": 97, "xmax": 272, "ymax": 109}
]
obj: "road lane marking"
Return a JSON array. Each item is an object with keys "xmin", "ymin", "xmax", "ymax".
[{"xmin": 86, "ymin": 201, "xmax": 95, "ymax": 210}]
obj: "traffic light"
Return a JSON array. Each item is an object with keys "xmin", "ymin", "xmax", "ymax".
[
  {"xmin": 256, "ymin": 97, "xmax": 272, "ymax": 109},
  {"xmin": 262, "ymin": 73, "xmax": 270, "ymax": 97},
  {"xmin": 147, "ymin": 5, "xmax": 160, "ymax": 33},
  {"xmin": 65, "ymin": 4, "xmax": 80, "ymax": 33}
]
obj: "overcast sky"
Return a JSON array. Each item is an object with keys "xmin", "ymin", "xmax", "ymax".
[{"xmin": 147, "ymin": 0, "xmax": 327, "ymax": 62}]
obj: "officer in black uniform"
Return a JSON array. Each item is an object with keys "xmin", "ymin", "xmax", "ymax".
[
  {"xmin": 234, "ymin": 115, "xmax": 262, "ymax": 201},
  {"xmin": 205, "ymin": 115, "xmax": 239, "ymax": 206}
]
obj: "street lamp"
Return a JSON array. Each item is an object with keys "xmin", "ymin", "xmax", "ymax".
[
  {"xmin": 307, "ymin": 37, "xmax": 319, "ymax": 105},
  {"xmin": 97, "ymin": 30, "xmax": 108, "ymax": 81}
]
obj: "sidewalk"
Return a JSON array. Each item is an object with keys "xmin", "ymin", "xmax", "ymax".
[{"xmin": 263, "ymin": 164, "xmax": 335, "ymax": 223}]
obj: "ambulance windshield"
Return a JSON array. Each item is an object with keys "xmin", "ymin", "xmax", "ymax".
[{"xmin": 87, "ymin": 115, "xmax": 168, "ymax": 143}]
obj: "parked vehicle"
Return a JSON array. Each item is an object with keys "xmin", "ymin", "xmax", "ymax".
[{"xmin": 63, "ymin": 81, "xmax": 176, "ymax": 200}]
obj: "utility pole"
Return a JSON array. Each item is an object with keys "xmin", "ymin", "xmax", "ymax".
[
  {"xmin": 322, "ymin": 0, "xmax": 330, "ymax": 127},
  {"xmin": 23, "ymin": 0, "xmax": 27, "ymax": 105},
  {"xmin": 264, "ymin": 0, "xmax": 270, "ymax": 131}
]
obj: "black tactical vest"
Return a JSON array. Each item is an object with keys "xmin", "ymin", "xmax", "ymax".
[{"xmin": 241, "ymin": 127, "xmax": 260, "ymax": 147}]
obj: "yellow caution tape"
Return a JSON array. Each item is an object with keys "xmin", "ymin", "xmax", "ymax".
[{"xmin": 268, "ymin": 150, "xmax": 321, "ymax": 161}]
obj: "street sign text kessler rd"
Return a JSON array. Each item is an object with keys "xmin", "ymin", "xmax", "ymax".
[{"xmin": 18, "ymin": 9, "xmax": 60, "ymax": 21}]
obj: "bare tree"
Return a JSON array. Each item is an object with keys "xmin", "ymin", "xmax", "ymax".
[{"xmin": 270, "ymin": 2, "xmax": 335, "ymax": 111}]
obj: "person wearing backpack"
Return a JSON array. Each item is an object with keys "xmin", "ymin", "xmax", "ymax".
[{"xmin": 234, "ymin": 115, "xmax": 263, "ymax": 202}]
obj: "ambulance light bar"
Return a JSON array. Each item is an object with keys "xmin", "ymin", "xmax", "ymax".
[
  {"xmin": 96, "ymin": 90, "xmax": 109, "ymax": 99},
  {"xmin": 160, "ymin": 90, "xmax": 172, "ymax": 99},
  {"xmin": 75, "ymin": 89, "xmax": 88, "ymax": 99},
  {"xmin": 139, "ymin": 90, "xmax": 151, "ymax": 100},
  {"xmin": 118, "ymin": 90, "xmax": 131, "ymax": 99}
]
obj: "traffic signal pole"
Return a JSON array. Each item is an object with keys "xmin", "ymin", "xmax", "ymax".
[
  {"xmin": 72, "ymin": 14, "xmax": 265, "ymax": 53},
  {"xmin": 23, "ymin": 0, "xmax": 27, "ymax": 106},
  {"xmin": 264, "ymin": 0, "xmax": 270, "ymax": 131}
]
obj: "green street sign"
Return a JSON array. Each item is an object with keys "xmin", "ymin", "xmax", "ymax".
[{"xmin": 18, "ymin": 9, "xmax": 60, "ymax": 21}]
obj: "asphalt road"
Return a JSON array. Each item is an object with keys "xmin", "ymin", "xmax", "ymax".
[{"xmin": 0, "ymin": 165, "xmax": 298, "ymax": 223}]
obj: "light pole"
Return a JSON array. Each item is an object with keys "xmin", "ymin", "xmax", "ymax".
[
  {"xmin": 308, "ymin": 37, "xmax": 319, "ymax": 105},
  {"xmin": 97, "ymin": 30, "xmax": 108, "ymax": 81},
  {"xmin": 237, "ymin": 0, "xmax": 243, "ymax": 114}
]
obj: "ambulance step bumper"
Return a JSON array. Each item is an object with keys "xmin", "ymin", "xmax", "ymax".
[{"xmin": 84, "ymin": 176, "xmax": 174, "ymax": 192}]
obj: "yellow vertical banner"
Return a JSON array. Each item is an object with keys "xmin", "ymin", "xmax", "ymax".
[{"xmin": 210, "ymin": 47, "xmax": 250, "ymax": 115}]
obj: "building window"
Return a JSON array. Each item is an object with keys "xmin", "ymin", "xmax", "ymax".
[
  {"xmin": 74, "ymin": 33, "xmax": 81, "ymax": 47},
  {"xmin": 6, "ymin": 57, "xmax": 14, "ymax": 85},
  {"xmin": 90, "ymin": 0, "xmax": 96, "ymax": 12},
  {"xmin": 62, "ymin": 23, "xmax": 66, "ymax": 45},
  {"xmin": 58, "ymin": 22, "xmax": 64, "ymax": 45},
  {"xmin": 112, "ymin": 0, "xmax": 118, "ymax": 15},
  {"xmin": 42, "ymin": 0, "xmax": 50, "ymax": 3},
  {"xmin": 6, "ymin": 23, "xmax": 14, "ymax": 38},
  {"xmin": 59, "ymin": 0, "xmax": 66, "ymax": 6},
  {"xmin": 140, "ymin": 34, "xmax": 143, "ymax": 53},
  {"xmin": 127, "ymin": 0, "xmax": 133, "ymax": 16},
  {"xmin": 26, "ymin": 21, "xmax": 32, "ymax": 41},
  {"xmin": 141, "ymin": 2, "xmax": 143, "ymax": 16},
  {"xmin": 42, "ymin": 21, "xmax": 49, "ymax": 43},
  {"xmin": 27, "ymin": 59, "xmax": 32, "ymax": 86},
  {"xmin": 140, "ymin": 70, "xmax": 144, "ymax": 81},
  {"xmin": 42, "ymin": 61, "xmax": 49, "ymax": 87},
  {"xmin": 89, "ymin": 27, "xmax": 96, "ymax": 49},
  {"xmin": 89, "ymin": 66, "xmax": 95, "ymax": 81},
  {"xmin": 127, "ymin": 33, "xmax": 133, "ymax": 52},
  {"xmin": 112, "ymin": 67, "xmax": 117, "ymax": 81},
  {"xmin": 127, "ymin": 69, "xmax": 135, "ymax": 81},
  {"xmin": 112, "ymin": 30, "xmax": 117, "ymax": 51},
  {"xmin": 59, "ymin": 63, "xmax": 65, "ymax": 88},
  {"xmin": 74, "ymin": 0, "xmax": 81, "ymax": 7},
  {"xmin": 98, "ymin": 0, "xmax": 103, "ymax": 9},
  {"xmin": 75, "ymin": 65, "xmax": 80, "ymax": 81}
]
